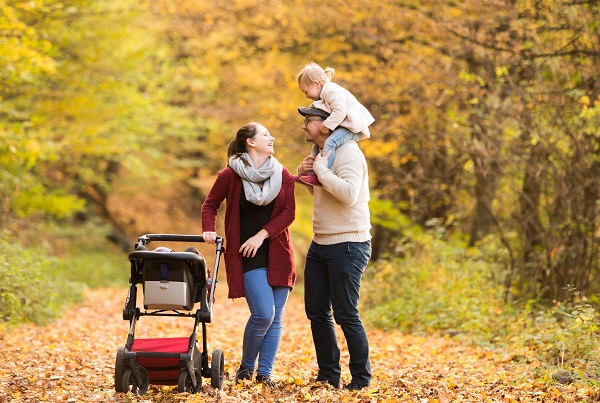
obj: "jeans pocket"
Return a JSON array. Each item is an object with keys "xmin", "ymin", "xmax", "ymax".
[{"xmin": 346, "ymin": 241, "xmax": 371, "ymax": 273}]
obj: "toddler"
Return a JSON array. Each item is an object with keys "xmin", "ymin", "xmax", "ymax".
[{"xmin": 295, "ymin": 61, "xmax": 374, "ymax": 187}]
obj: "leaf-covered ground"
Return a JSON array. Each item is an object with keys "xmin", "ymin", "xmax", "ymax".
[{"xmin": 0, "ymin": 287, "xmax": 594, "ymax": 402}]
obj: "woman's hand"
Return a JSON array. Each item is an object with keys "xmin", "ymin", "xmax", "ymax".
[
  {"xmin": 239, "ymin": 229, "xmax": 270, "ymax": 258},
  {"xmin": 297, "ymin": 155, "xmax": 315, "ymax": 175},
  {"xmin": 203, "ymin": 231, "xmax": 217, "ymax": 245}
]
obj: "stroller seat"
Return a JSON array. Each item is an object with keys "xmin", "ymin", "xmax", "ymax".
[{"xmin": 129, "ymin": 250, "xmax": 207, "ymax": 311}]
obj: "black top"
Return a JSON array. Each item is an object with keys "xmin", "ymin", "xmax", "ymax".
[{"xmin": 239, "ymin": 191, "xmax": 275, "ymax": 272}]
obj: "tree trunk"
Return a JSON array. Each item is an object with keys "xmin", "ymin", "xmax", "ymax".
[
  {"xmin": 517, "ymin": 142, "xmax": 547, "ymax": 297},
  {"xmin": 540, "ymin": 137, "xmax": 600, "ymax": 302},
  {"xmin": 467, "ymin": 124, "xmax": 501, "ymax": 247}
]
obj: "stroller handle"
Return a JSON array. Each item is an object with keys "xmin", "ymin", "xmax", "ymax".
[{"xmin": 137, "ymin": 234, "xmax": 224, "ymax": 248}]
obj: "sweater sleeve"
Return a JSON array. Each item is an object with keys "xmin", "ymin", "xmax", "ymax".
[
  {"xmin": 263, "ymin": 168, "xmax": 296, "ymax": 237},
  {"xmin": 201, "ymin": 168, "xmax": 231, "ymax": 232}
]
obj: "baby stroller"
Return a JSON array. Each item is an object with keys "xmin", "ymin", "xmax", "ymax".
[{"xmin": 114, "ymin": 234, "xmax": 224, "ymax": 395}]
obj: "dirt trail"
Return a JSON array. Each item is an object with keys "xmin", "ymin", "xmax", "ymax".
[{"xmin": 0, "ymin": 286, "xmax": 582, "ymax": 402}]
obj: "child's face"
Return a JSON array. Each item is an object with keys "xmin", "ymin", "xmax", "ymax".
[{"xmin": 299, "ymin": 81, "xmax": 322, "ymax": 101}]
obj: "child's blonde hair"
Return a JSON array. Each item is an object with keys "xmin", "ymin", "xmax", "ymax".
[{"xmin": 297, "ymin": 61, "xmax": 335, "ymax": 87}]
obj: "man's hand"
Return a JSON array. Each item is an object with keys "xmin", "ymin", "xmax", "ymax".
[{"xmin": 315, "ymin": 150, "xmax": 332, "ymax": 164}]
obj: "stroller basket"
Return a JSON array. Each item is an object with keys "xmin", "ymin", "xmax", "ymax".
[
  {"xmin": 130, "ymin": 337, "xmax": 200, "ymax": 385},
  {"xmin": 115, "ymin": 234, "xmax": 225, "ymax": 395}
]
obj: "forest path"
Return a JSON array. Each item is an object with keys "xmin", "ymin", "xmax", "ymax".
[{"xmin": 0, "ymin": 287, "xmax": 581, "ymax": 402}]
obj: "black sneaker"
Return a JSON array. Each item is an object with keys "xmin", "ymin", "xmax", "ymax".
[
  {"xmin": 315, "ymin": 377, "xmax": 341, "ymax": 388},
  {"xmin": 255, "ymin": 374, "xmax": 276, "ymax": 388},
  {"xmin": 235, "ymin": 365, "xmax": 253, "ymax": 384},
  {"xmin": 344, "ymin": 382, "xmax": 368, "ymax": 391}
]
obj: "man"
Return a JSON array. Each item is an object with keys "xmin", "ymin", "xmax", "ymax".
[{"xmin": 296, "ymin": 105, "xmax": 372, "ymax": 391}]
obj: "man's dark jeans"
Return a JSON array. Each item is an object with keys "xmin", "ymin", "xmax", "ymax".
[{"xmin": 304, "ymin": 240, "xmax": 371, "ymax": 387}]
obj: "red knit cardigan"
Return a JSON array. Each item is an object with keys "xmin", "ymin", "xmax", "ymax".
[{"xmin": 201, "ymin": 166, "xmax": 296, "ymax": 299}]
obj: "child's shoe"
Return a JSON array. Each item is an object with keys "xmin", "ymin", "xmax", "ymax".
[
  {"xmin": 294, "ymin": 174, "xmax": 312, "ymax": 188},
  {"xmin": 296, "ymin": 173, "xmax": 321, "ymax": 187}
]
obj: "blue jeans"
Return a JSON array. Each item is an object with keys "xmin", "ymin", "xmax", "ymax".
[
  {"xmin": 311, "ymin": 127, "xmax": 362, "ymax": 169},
  {"xmin": 242, "ymin": 268, "xmax": 290, "ymax": 377},
  {"xmin": 304, "ymin": 241, "xmax": 371, "ymax": 386}
]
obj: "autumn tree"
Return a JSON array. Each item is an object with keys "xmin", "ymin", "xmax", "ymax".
[
  {"xmin": 4, "ymin": 0, "xmax": 598, "ymax": 304},
  {"xmin": 144, "ymin": 0, "xmax": 599, "ymax": 303},
  {"xmin": 0, "ymin": 0, "xmax": 83, "ymax": 226},
  {"xmin": 0, "ymin": 0, "xmax": 216, "ymax": 246},
  {"xmin": 411, "ymin": 0, "xmax": 600, "ymax": 302}
]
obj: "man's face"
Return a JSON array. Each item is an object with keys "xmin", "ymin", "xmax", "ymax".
[{"xmin": 301, "ymin": 115, "xmax": 325, "ymax": 144}]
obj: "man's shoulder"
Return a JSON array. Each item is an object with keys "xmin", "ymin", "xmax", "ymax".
[
  {"xmin": 337, "ymin": 140, "xmax": 361, "ymax": 152},
  {"xmin": 335, "ymin": 141, "xmax": 366, "ymax": 162}
]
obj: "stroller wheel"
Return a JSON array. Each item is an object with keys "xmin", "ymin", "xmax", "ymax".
[
  {"xmin": 211, "ymin": 349, "xmax": 225, "ymax": 390},
  {"xmin": 121, "ymin": 367, "xmax": 149, "ymax": 396},
  {"xmin": 114, "ymin": 347, "xmax": 125, "ymax": 392},
  {"xmin": 178, "ymin": 368, "xmax": 202, "ymax": 393}
]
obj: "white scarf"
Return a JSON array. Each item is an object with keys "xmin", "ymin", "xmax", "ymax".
[{"xmin": 228, "ymin": 153, "xmax": 283, "ymax": 206}]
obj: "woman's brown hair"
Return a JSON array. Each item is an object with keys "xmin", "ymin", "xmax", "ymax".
[{"xmin": 227, "ymin": 122, "xmax": 259, "ymax": 166}]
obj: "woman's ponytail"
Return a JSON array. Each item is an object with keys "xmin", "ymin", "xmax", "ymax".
[{"xmin": 227, "ymin": 122, "xmax": 260, "ymax": 166}]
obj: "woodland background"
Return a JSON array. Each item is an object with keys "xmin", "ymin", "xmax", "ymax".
[{"xmin": 1, "ymin": 0, "xmax": 600, "ymax": 389}]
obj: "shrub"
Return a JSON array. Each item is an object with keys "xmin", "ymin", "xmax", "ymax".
[
  {"xmin": 361, "ymin": 234, "xmax": 600, "ymax": 375},
  {"xmin": 37, "ymin": 219, "xmax": 130, "ymax": 288},
  {"xmin": 361, "ymin": 235, "xmax": 509, "ymax": 339},
  {"xmin": 0, "ymin": 234, "xmax": 84, "ymax": 325}
]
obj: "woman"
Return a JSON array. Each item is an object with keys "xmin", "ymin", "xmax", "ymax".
[{"xmin": 201, "ymin": 122, "xmax": 296, "ymax": 387}]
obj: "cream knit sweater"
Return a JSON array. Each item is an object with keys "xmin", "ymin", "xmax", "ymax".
[{"xmin": 310, "ymin": 141, "xmax": 372, "ymax": 244}]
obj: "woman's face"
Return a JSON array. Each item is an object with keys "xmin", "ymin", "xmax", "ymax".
[
  {"xmin": 299, "ymin": 81, "xmax": 322, "ymax": 101},
  {"xmin": 249, "ymin": 124, "xmax": 275, "ymax": 155}
]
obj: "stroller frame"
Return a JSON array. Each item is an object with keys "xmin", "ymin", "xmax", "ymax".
[{"xmin": 114, "ymin": 234, "xmax": 224, "ymax": 395}]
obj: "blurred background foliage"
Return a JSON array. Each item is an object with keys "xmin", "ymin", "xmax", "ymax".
[{"xmin": 1, "ymin": 0, "xmax": 599, "ymax": 375}]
